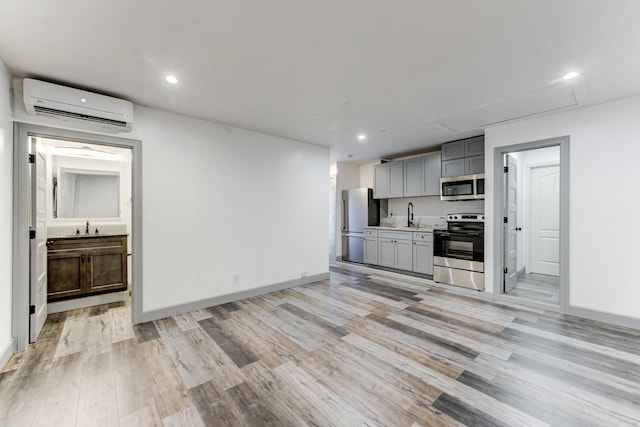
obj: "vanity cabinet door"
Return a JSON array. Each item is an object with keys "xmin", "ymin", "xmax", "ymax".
[
  {"xmin": 86, "ymin": 247, "xmax": 127, "ymax": 294},
  {"xmin": 47, "ymin": 249, "xmax": 86, "ymax": 299},
  {"xmin": 47, "ymin": 235, "xmax": 128, "ymax": 301}
]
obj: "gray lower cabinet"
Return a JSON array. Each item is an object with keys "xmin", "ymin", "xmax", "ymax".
[
  {"xmin": 412, "ymin": 232, "xmax": 433, "ymax": 275},
  {"xmin": 363, "ymin": 229, "xmax": 379, "ymax": 264},
  {"xmin": 378, "ymin": 231, "xmax": 412, "ymax": 270},
  {"xmin": 364, "ymin": 237, "xmax": 378, "ymax": 264}
]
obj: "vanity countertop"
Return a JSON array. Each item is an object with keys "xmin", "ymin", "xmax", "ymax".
[{"xmin": 50, "ymin": 233, "xmax": 129, "ymax": 240}]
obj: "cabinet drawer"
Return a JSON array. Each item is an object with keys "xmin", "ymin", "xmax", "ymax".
[
  {"xmin": 413, "ymin": 232, "xmax": 433, "ymax": 242},
  {"xmin": 379, "ymin": 230, "xmax": 412, "ymax": 241},
  {"xmin": 364, "ymin": 229, "xmax": 379, "ymax": 237}
]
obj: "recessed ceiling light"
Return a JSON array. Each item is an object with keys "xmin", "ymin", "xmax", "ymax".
[
  {"xmin": 563, "ymin": 72, "xmax": 579, "ymax": 80},
  {"xmin": 357, "ymin": 134, "xmax": 367, "ymax": 141},
  {"xmin": 165, "ymin": 75, "xmax": 178, "ymax": 84},
  {"xmin": 312, "ymin": 115, "xmax": 319, "ymax": 120}
]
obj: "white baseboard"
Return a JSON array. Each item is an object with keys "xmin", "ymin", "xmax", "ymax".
[
  {"xmin": 140, "ymin": 273, "xmax": 329, "ymax": 323},
  {"xmin": 0, "ymin": 337, "xmax": 15, "ymax": 370}
]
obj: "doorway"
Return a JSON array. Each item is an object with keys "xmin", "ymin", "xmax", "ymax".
[
  {"xmin": 495, "ymin": 137, "xmax": 569, "ymax": 310},
  {"xmin": 12, "ymin": 123, "xmax": 143, "ymax": 351}
]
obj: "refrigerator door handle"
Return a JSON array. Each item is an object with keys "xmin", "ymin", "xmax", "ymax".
[{"xmin": 342, "ymin": 199, "xmax": 346, "ymax": 231}]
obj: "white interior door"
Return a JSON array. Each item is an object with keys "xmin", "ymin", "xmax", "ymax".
[
  {"xmin": 30, "ymin": 137, "xmax": 48, "ymax": 342},
  {"xmin": 504, "ymin": 154, "xmax": 518, "ymax": 293},
  {"xmin": 528, "ymin": 164, "xmax": 560, "ymax": 276}
]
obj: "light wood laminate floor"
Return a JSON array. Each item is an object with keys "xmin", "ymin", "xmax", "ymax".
[
  {"xmin": 507, "ymin": 272, "xmax": 560, "ymax": 305},
  {"xmin": 2, "ymin": 264, "xmax": 640, "ymax": 426}
]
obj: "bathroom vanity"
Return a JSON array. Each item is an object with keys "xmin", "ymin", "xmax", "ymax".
[{"xmin": 46, "ymin": 234, "xmax": 128, "ymax": 301}]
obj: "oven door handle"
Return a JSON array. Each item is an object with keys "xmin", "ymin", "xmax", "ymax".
[{"xmin": 434, "ymin": 231, "xmax": 483, "ymax": 237}]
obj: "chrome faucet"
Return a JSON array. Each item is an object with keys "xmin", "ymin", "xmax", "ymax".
[
  {"xmin": 407, "ymin": 202, "xmax": 414, "ymax": 227},
  {"xmin": 85, "ymin": 220, "xmax": 90, "ymax": 235}
]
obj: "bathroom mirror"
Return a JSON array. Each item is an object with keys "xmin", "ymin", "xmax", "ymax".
[{"xmin": 52, "ymin": 156, "xmax": 121, "ymax": 219}]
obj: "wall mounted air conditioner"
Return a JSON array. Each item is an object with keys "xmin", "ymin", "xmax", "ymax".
[{"xmin": 23, "ymin": 78, "xmax": 134, "ymax": 131}]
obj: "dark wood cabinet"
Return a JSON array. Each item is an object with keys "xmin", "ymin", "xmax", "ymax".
[{"xmin": 47, "ymin": 235, "xmax": 128, "ymax": 301}]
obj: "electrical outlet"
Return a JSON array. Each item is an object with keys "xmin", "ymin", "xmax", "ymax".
[{"xmin": 233, "ymin": 274, "xmax": 239, "ymax": 283}]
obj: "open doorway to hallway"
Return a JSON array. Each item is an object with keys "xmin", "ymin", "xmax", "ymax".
[{"xmin": 499, "ymin": 139, "xmax": 568, "ymax": 309}]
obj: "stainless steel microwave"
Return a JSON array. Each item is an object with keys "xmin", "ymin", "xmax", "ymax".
[{"xmin": 440, "ymin": 174, "xmax": 485, "ymax": 201}]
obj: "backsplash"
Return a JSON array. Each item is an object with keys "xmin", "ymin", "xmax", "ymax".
[
  {"xmin": 47, "ymin": 223, "xmax": 127, "ymax": 238},
  {"xmin": 387, "ymin": 196, "xmax": 484, "ymax": 218}
]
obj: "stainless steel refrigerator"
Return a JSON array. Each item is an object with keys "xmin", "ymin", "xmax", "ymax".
[{"xmin": 341, "ymin": 188, "xmax": 380, "ymax": 263}]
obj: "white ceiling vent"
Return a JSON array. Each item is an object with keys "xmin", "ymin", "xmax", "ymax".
[
  {"xmin": 433, "ymin": 84, "xmax": 577, "ymax": 132},
  {"xmin": 23, "ymin": 78, "xmax": 134, "ymax": 131}
]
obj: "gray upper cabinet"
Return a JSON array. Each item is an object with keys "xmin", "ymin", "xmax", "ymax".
[
  {"xmin": 441, "ymin": 140, "xmax": 465, "ymax": 160},
  {"xmin": 441, "ymin": 136, "xmax": 485, "ymax": 176},
  {"xmin": 441, "ymin": 158, "xmax": 466, "ymax": 177},
  {"xmin": 403, "ymin": 153, "xmax": 441, "ymax": 197},
  {"xmin": 465, "ymin": 155, "xmax": 485, "ymax": 175},
  {"xmin": 374, "ymin": 163, "xmax": 389, "ymax": 198},
  {"xmin": 374, "ymin": 161, "xmax": 404, "ymax": 199},
  {"xmin": 422, "ymin": 153, "xmax": 441, "ymax": 195},
  {"xmin": 465, "ymin": 136, "xmax": 485, "ymax": 157},
  {"xmin": 403, "ymin": 157, "xmax": 422, "ymax": 197},
  {"xmin": 388, "ymin": 162, "xmax": 404, "ymax": 197}
]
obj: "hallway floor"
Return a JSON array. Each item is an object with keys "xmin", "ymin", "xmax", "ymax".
[
  {"xmin": 1, "ymin": 265, "xmax": 639, "ymax": 426},
  {"xmin": 507, "ymin": 272, "xmax": 560, "ymax": 305}
]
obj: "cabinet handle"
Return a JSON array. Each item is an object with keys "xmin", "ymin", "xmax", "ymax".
[
  {"xmin": 88, "ymin": 255, "xmax": 91, "ymax": 263},
  {"xmin": 81, "ymin": 254, "xmax": 84, "ymax": 263}
]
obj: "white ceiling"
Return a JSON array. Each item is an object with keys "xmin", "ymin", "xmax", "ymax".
[{"xmin": 1, "ymin": 1, "xmax": 640, "ymax": 163}]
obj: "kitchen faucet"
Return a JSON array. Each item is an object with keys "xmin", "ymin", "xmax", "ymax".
[{"xmin": 407, "ymin": 202, "xmax": 414, "ymax": 227}]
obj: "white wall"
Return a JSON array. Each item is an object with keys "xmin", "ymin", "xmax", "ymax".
[
  {"xmin": 0, "ymin": 58, "xmax": 13, "ymax": 365},
  {"xmin": 359, "ymin": 162, "xmax": 376, "ymax": 188},
  {"xmin": 10, "ymin": 78, "xmax": 329, "ymax": 317},
  {"xmin": 486, "ymin": 95, "xmax": 640, "ymax": 319},
  {"xmin": 136, "ymin": 107, "xmax": 329, "ymax": 312}
]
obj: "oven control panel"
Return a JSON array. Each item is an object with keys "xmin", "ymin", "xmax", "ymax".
[{"xmin": 447, "ymin": 213, "xmax": 484, "ymax": 222}]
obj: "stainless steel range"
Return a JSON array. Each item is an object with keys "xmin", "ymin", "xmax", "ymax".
[{"xmin": 433, "ymin": 213, "xmax": 484, "ymax": 291}]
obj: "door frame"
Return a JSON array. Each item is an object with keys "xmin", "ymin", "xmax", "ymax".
[
  {"xmin": 492, "ymin": 135, "xmax": 569, "ymax": 313},
  {"xmin": 12, "ymin": 122, "xmax": 143, "ymax": 351}
]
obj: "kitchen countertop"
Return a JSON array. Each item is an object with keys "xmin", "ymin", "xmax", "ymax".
[{"xmin": 364, "ymin": 226, "xmax": 445, "ymax": 232}]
